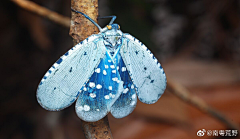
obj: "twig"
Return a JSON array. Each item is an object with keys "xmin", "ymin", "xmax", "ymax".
[
  {"xmin": 12, "ymin": 0, "xmax": 239, "ymax": 133},
  {"xmin": 12, "ymin": 0, "xmax": 70, "ymax": 27},
  {"xmin": 167, "ymin": 78, "xmax": 239, "ymax": 130},
  {"xmin": 70, "ymin": 0, "xmax": 113, "ymax": 139}
]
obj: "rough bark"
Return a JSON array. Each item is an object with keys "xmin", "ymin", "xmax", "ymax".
[
  {"xmin": 70, "ymin": 0, "xmax": 113, "ymax": 139},
  {"xmin": 70, "ymin": 0, "xmax": 99, "ymax": 45}
]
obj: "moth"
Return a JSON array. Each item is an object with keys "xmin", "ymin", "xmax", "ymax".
[{"xmin": 37, "ymin": 9, "xmax": 167, "ymax": 122}]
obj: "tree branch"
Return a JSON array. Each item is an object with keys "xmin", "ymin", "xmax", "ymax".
[
  {"xmin": 70, "ymin": 0, "xmax": 113, "ymax": 139},
  {"xmin": 167, "ymin": 79, "xmax": 239, "ymax": 130},
  {"xmin": 12, "ymin": 0, "xmax": 70, "ymax": 27}
]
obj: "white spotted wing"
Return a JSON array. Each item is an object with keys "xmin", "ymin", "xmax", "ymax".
[
  {"xmin": 37, "ymin": 35, "xmax": 106, "ymax": 111},
  {"xmin": 120, "ymin": 34, "xmax": 167, "ymax": 104},
  {"xmin": 75, "ymin": 51, "xmax": 124, "ymax": 122}
]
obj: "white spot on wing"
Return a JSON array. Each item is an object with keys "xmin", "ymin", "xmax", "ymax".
[
  {"xmin": 90, "ymin": 93, "xmax": 96, "ymax": 98},
  {"xmin": 103, "ymin": 70, "xmax": 107, "ymax": 75},
  {"xmin": 122, "ymin": 67, "xmax": 126, "ymax": 72},
  {"xmin": 89, "ymin": 82, "xmax": 95, "ymax": 88},
  {"xmin": 130, "ymin": 101, "xmax": 136, "ymax": 106},
  {"xmin": 131, "ymin": 84, "xmax": 134, "ymax": 89},
  {"xmin": 53, "ymin": 63, "xmax": 59, "ymax": 68},
  {"xmin": 61, "ymin": 55, "xmax": 67, "ymax": 60},
  {"xmin": 83, "ymin": 87, "xmax": 87, "ymax": 91},
  {"xmin": 45, "ymin": 72, "xmax": 50, "ymax": 77},
  {"xmin": 109, "ymin": 86, "xmax": 112, "ymax": 90},
  {"xmin": 95, "ymin": 68, "xmax": 100, "ymax": 73},
  {"xmin": 110, "ymin": 65, "xmax": 115, "ymax": 69},
  {"xmin": 123, "ymin": 88, "xmax": 129, "ymax": 94},
  {"xmin": 112, "ymin": 70, "xmax": 116, "ymax": 73},
  {"xmin": 112, "ymin": 77, "xmax": 118, "ymax": 81},
  {"xmin": 109, "ymin": 93, "xmax": 115, "ymax": 98},
  {"xmin": 96, "ymin": 84, "xmax": 102, "ymax": 89},
  {"xmin": 149, "ymin": 53, "xmax": 153, "ymax": 57},
  {"xmin": 49, "ymin": 67, "xmax": 54, "ymax": 71},
  {"xmin": 104, "ymin": 95, "xmax": 110, "ymax": 99},
  {"xmin": 105, "ymin": 65, "xmax": 109, "ymax": 69},
  {"xmin": 84, "ymin": 105, "xmax": 90, "ymax": 111}
]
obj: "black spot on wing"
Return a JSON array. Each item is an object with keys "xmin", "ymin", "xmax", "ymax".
[
  {"xmin": 150, "ymin": 80, "xmax": 154, "ymax": 83},
  {"xmin": 147, "ymin": 75, "xmax": 151, "ymax": 79},
  {"xmin": 56, "ymin": 58, "xmax": 63, "ymax": 64},
  {"xmin": 54, "ymin": 69, "xmax": 59, "ymax": 75},
  {"xmin": 64, "ymin": 51, "xmax": 69, "ymax": 56},
  {"xmin": 144, "ymin": 67, "xmax": 147, "ymax": 70},
  {"xmin": 84, "ymin": 51, "xmax": 87, "ymax": 55},
  {"xmin": 69, "ymin": 67, "xmax": 72, "ymax": 72}
]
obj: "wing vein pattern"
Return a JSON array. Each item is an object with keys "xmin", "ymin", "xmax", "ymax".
[
  {"xmin": 120, "ymin": 34, "xmax": 167, "ymax": 104},
  {"xmin": 37, "ymin": 34, "xmax": 106, "ymax": 111}
]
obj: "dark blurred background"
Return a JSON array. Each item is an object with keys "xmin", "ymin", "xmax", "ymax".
[{"xmin": 0, "ymin": 0, "xmax": 240, "ymax": 139}]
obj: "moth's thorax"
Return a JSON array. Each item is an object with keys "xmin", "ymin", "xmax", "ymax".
[{"xmin": 101, "ymin": 24, "xmax": 123, "ymax": 56}]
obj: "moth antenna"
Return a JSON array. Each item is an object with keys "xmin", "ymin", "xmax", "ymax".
[
  {"xmin": 98, "ymin": 16, "xmax": 116, "ymax": 25},
  {"xmin": 71, "ymin": 8, "xmax": 102, "ymax": 31}
]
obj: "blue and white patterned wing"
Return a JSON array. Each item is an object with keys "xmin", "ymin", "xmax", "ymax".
[
  {"xmin": 75, "ymin": 51, "xmax": 124, "ymax": 122},
  {"xmin": 110, "ymin": 56, "xmax": 137, "ymax": 118},
  {"xmin": 37, "ymin": 35, "xmax": 106, "ymax": 111},
  {"xmin": 120, "ymin": 34, "xmax": 167, "ymax": 104}
]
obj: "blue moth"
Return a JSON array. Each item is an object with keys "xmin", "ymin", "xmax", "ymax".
[{"xmin": 37, "ymin": 9, "xmax": 167, "ymax": 122}]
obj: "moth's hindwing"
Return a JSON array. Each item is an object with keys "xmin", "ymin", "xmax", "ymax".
[
  {"xmin": 110, "ymin": 55, "xmax": 137, "ymax": 118},
  {"xmin": 75, "ymin": 50, "xmax": 124, "ymax": 122},
  {"xmin": 120, "ymin": 34, "xmax": 167, "ymax": 104},
  {"xmin": 37, "ymin": 35, "xmax": 106, "ymax": 111}
]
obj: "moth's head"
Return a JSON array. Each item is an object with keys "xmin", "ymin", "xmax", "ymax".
[
  {"xmin": 106, "ymin": 24, "xmax": 120, "ymax": 30},
  {"xmin": 102, "ymin": 23, "xmax": 122, "ymax": 47}
]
